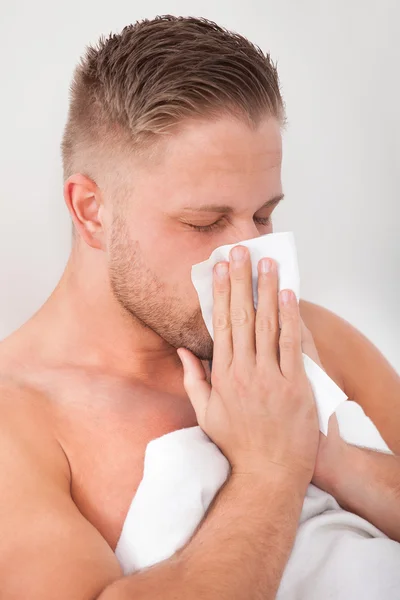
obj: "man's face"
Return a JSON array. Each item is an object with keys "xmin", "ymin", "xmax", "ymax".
[{"xmin": 108, "ymin": 115, "xmax": 283, "ymax": 361}]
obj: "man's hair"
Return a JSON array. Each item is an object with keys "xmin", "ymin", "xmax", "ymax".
[{"xmin": 61, "ymin": 15, "xmax": 284, "ymax": 180}]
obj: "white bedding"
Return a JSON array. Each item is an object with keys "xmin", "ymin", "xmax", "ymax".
[{"xmin": 115, "ymin": 400, "xmax": 400, "ymax": 599}]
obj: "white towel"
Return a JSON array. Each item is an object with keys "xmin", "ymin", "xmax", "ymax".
[
  {"xmin": 115, "ymin": 427, "xmax": 229, "ymax": 572},
  {"xmin": 115, "ymin": 231, "xmax": 400, "ymax": 597},
  {"xmin": 115, "ymin": 413, "xmax": 400, "ymax": 599}
]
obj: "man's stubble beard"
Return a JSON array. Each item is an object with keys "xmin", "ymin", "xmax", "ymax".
[{"xmin": 108, "ymin": 215, "xmax": 213, "ymax": 361}]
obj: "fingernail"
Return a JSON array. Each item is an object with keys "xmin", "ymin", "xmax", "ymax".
[
  {"xmin": 231, "ymin": 245, "xmax": 246, "ymax": 261},
  {"xmin": 261, "ymin": 258, "xmax": 271, "ymax": 273},
  {"xmin": 281, "ymin": 290, "xmax": 292, "ymax": 304},
  {"xmin": 215, "ymin": 262, "xmax": 229, "ymax": 277}
]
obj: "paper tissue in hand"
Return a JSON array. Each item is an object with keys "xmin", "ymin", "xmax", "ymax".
[{"xmin": 191, "ymin": 231, "xmax": 345, "ymax": 436}]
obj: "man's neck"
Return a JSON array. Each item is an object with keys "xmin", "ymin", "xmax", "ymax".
[{"xmin": 7, "ymin": 253, "xmax": 188, "ymax": 389}]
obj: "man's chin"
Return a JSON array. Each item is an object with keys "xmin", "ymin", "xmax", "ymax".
[
  {"xmin": 180, "ymin": 324, "xmax": 213, "ymax": 362},
  {"xmin": 196, "ymin": 335, "xmax": 214, "ymax": 362}
]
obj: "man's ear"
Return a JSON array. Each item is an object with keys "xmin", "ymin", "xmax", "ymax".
[{"xmin": 64, "ymin": 173, "xmax": 105, "ymax": 250}]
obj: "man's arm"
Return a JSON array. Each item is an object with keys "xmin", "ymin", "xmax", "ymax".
[
  {"xmin": 0, "ymin": 385, "xmax": 307, "ymax": 600},
  {"xmin": 317, "ymin": 438, "xmax": 400, "ymax": 542},
  {"xmin": 101, "ymin": 470, "xmax": 306, "ymax": 600},
  {"xmin": 300, "ymin": 300, "xmax": 400, "ymax": 453}
]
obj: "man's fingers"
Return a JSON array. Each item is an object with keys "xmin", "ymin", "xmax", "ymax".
[
  {"xmin": 177, "ymin": 348, "xmax": 211, "ymax": 425},
  {"xmin": 212, "ymin": 261, "xmax": 233, "ymax": 371},
  {"xmin": 278, "ymin": 289, "xmax": 303, "ymax": 380},
  {"xmin": 255, "ymin": 257, "xmax": 280, "ymax": 370},
  {"xmin": 229, "ymin": 246, "xmax": 256, "ymax": 365}
]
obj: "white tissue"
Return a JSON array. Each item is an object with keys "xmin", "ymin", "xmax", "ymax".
[
  {"xmin": 191, "ymin": 231, "xmax": 300, "ymax": 339},
  {"xmin": 191, "ymin": 231, "xmax": 347, "ymax": 435}
]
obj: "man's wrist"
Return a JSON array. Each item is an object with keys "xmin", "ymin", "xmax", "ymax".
[
  {"xmin": 324, "ymin": 443, "xmax": 371, "ymax": 510},
  {"xmin": 231, "ymin": 461, "xmax": 311, "ymax": 500},
  {"xmin": 330, "ymin": 444, "xmax": 386, "ymax": 514}
]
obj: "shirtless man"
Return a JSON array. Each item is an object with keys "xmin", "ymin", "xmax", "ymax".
[{"xmin": 0, "ymin": 15, "xmax": 399, "ymax": 600}]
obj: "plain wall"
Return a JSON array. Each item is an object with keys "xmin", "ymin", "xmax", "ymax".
[{"xmin": 0, "ymin": 0, "xmax": 399, "ymax": 371}]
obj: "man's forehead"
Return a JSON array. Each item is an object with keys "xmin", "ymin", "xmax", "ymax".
[
  {"xmin": 128, "ymin": 116, "xmax": 283, "ymax": 212},
  {"xmin": 182, "ymin": 195, "xmax": 284, "ymax": 214},
  {"xmin": 138, "ymin": 115, "xmax": 282, "ymax": 173},
  {"xmin": 174, "ymin": 116, "xmax": 280, "ymax": 159}
]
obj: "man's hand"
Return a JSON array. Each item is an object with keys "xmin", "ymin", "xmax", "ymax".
[
  {"xmin": 311, "ymin": 413, "xmax": 348, "ymax": 492},
  {"xmin": 179, "ymin": 251, "xmax": 320, "ymax": 484}
]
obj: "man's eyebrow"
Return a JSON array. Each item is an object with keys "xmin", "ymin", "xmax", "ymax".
[{"xmin": 183, "ymin": 194, "xmax": 284, "ymax": 213}]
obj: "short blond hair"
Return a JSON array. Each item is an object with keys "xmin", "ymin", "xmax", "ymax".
[{"xmin": 61, "ymin": 15, "xmax": 284, "ymax": 180}]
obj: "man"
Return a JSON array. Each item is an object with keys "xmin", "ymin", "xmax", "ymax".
[{"xmin": 0, "ymin": 15, "xmax": 399, "ymax": 599}]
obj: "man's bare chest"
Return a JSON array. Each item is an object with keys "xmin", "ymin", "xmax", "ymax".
[
  {"xmin": 62, "ymin": 404, "xmax": 196, "ymax": 549},
  {"xmin": 16, "ymin": 366, "xmax": 198, "ymax": 551}
]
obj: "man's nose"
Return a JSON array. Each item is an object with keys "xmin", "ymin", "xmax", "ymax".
[{"xmin": 224, "ymin": 221, "xmax": 264, "ymax": 247}]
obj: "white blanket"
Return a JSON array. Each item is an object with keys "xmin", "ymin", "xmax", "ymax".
[{"xmin": 115, "ymin": 400, "xmax": 400, "ymax": 598}]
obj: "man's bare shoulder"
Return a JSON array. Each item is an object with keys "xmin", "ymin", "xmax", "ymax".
[
  {"xmin": 299, "ymin": 298, "xmax": 397, "ymax": 380},
  {"xmin": 0, "ymin": 350, "xmax": 122, "ymax": 597},
  {"xmin": 299, "ymin": 298, "xmax": 380, "ymax": 385},
  {"xmin": 299, "ymin": 298, "xmax": 343, "ymax": 332},
  {"xmin": 0, "ymin": 361, "xmax": 71, "ymax": 490}
]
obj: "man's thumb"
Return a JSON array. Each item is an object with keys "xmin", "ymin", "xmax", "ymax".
[{"xmin": 177, "ymin": 348, "xmax": 211, "ymax": 422}]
